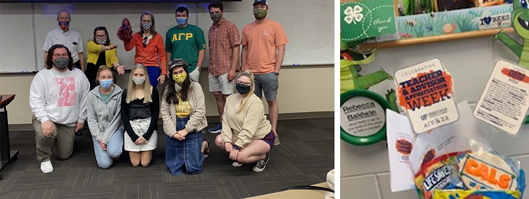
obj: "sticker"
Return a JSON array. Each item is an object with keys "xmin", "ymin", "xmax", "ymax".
[
  {"xmin": 459, "ymin": 152, "xmax": 518, "ymax": 191},
  {"xmin": 478, "ymin": 13, "xmax": 511, "ymax": 30},
  {"xmin": 395, "ymin": 58, "xmax": 459, "ymax": 133},
  {"xmin": 474, "ymin": 60, "xmax": 529, "ymax": 135},
  {"xmin": 340, "ymin": 96, "xmax": 385, "ymax": 137},
  {"xmin": 396, "ymin": 133, "xmax": 413, "ymax": 162}
]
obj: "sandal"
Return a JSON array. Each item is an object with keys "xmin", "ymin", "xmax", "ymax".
[{"xmin": 203, "ymin": 138, "xmax": 210, "ymax": 158}]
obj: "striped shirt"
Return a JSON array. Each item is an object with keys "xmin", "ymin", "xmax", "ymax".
[{"xmin": 208, "ymin": 18, "xmax": 240, "ymax": 76}]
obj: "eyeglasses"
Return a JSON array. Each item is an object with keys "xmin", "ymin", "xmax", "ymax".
[
  {"xmin": 236, "ymin": 81, "xmax": 252, "ymax": 86},
  {"xmin": 143, "ymin": 37, "xmax": 148, "ymax": 47}
]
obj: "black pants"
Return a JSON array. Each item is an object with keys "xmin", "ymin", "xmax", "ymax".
[{"xmin": 74, "ymin": 61, "xmax": 81, "ymax": 70}]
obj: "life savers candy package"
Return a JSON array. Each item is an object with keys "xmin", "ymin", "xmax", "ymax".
[
  {"xmin": 387, "ymin": 101, "xmax": 526, "ymax": 199},
  {"xmin": 414, "ymin": 153, "xmax": 464, "ymax": 199}
]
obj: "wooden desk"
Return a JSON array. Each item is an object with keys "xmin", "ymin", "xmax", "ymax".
[
  {"xmin": 246, "ymin": 182, "xmax": 331, "ymax": 199},
  {"xmin": 0, "ymin": 94, "xmax": 19, "ymax": 180}
]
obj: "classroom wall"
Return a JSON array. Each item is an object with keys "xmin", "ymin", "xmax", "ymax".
[
  {"xmin": 0, "ymin": 65, "xmax": 333, "ymax": 125},
  {"xmin": 340, "ymin": 35, "xmax": 529, "ymax": 198}
]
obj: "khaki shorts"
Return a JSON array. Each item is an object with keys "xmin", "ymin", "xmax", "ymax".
[
  {"xmin": 189, "ymin": 68, "xmax": 200, "ymax": 82},
  {"xmin": 208, "ymin": 72, "xmax": 234, "ymax": 95}
]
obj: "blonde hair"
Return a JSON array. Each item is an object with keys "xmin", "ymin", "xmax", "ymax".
[
  {"xmin": 126, "ymin": 64, "xmax": 152, "ymax": 103},
  {"xmin": 236, "ymin": 70, "xmax": 256, "ymax": 114},
  {"xmin": 96, "ymin": 65, "xmax": 116, "ymax": 84}
]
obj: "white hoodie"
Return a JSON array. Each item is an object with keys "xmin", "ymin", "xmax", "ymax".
[{"xmin": 29, "ymin": 68, "xmax": 90, "ymax": 126}]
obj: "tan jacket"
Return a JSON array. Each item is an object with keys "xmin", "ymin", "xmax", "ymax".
[
  {"xmin": 161, "ymin": 82, "xmax": 207, "ymax": 137},
  {"xmin": 222, "ymin": 94, "xmax": 271, "ymax": 148}
]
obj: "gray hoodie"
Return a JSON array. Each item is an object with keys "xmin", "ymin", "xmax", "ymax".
[{"xmin": 86, "ymin": 85, "xmax": 124, "ymax": 144}]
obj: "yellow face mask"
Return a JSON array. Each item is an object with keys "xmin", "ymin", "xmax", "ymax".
[{"xmin": 173, "ymin": 73, "xmax": 187, "ymax": 83}]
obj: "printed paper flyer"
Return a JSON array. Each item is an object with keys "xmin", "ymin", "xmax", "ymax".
[
  {"xmin": 474, "ymin": 60, "xmax": 529, "ymax": 135},
  {"xmin": 395, "ymin": 58, "xmax": 459, "ymax": 133}
]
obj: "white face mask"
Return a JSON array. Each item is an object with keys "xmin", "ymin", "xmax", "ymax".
[{"xmin": 133, "ymin": 77, "xmax": 145, "ymax": 85}]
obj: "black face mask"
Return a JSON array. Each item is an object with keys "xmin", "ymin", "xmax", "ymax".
[{"xmin": 236, "ymin": 83, "xmax": 251, "ymax": 95}]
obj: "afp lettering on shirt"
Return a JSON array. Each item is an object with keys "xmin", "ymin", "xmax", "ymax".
[{"xmin": 172, "ymin": 33, "xmax": 194, "ymax": 41}]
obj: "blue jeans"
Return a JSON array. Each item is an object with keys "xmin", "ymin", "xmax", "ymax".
[
  {"xmin": 146, "ymin": 66, "xmax": 160, "ymax": 88},
  {"xmin": 165, "ymin": 117, "xmax": 205, "ymax": 176},
  {"xmin": 92, "ymin": 129, "xmax": 124, "ymax": 169}
]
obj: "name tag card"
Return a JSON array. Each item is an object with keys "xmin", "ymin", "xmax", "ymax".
[
  {"xmin": 474, "ymin": 60, "xmax": 529, "ymax": 135},
  {"xmin": 395, "ymin": 58, "xmax": 459, "ymax": 133}
]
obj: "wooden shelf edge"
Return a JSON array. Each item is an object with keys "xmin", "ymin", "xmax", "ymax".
[{"xmin": 358, "ymin": 27, "xmax": 514, "ymax": 51}]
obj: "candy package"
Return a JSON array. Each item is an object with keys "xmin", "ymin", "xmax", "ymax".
[{"xmin": 387, "ymin": 101, "xmax": 526, "ymax": 199}]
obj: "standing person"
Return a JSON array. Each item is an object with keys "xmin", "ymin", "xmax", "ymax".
[
  {"xmin": 121, "ymin": 64, "xmax": 159, "ymax": 167},
  {"xmin": 86, "ymin": 26, "xmax": 126, "ymax": 90},
  {"xmin": 241, "ymin": 0, "xmax": 289, "ymax": 145},
  {"xmin": 87, "ymin": 67, "xmax": 124, "ymax": 169},
  {"xmin": 206, "ymin": 1, "xmax": 240, "ymax": 134},
  {"xmin": 43, "ymin": 10, "xmax": 85, "ymax": 71},
  {"xmin": 30, "ymin": 44, "xmax": 90, "ymax": 174},
  {"xmin": 123, "ymin": 12, "xmax": 167, "ymax": 88},
  {"xmin": 165, "ymin": 6, "xmax": 206, "ymax": 82},
  {"xmin": 214, "ymin": 71, "xmax": 274, "ymax": 172},
  {"xmin": 161, "ymin": 59, "xmax": 210, "ymax": 176}
]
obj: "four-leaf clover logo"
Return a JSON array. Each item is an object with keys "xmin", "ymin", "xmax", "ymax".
[{"xmin": 344, "ymin": 5, "xmax": 364, "ymax": 25}]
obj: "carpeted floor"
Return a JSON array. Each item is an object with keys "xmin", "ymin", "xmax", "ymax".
[{"xmin": 0, "ymin": 118, "xmax": 334, "ymax": 199}]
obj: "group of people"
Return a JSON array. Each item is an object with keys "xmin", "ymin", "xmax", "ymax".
[{"xmin": 29, "ymin": 0, "xmax": 289, "ymax": 176}]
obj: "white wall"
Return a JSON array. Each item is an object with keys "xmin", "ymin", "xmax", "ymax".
[{"xmin": 340, "ymin": 34, "xmax": 529, "ymax": 198}]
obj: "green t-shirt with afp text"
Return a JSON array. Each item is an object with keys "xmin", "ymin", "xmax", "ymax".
[{"xmin": 165, "ymin": 24, "xmax": 206, "ymax": 73}]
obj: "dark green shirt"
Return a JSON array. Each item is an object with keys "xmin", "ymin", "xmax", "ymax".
[{"xmin": 165, "ymin": 24, "xmax": 206, "ymax": 73}]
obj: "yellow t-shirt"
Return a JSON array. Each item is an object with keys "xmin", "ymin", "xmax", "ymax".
[{"xmin": 175, "ymin": 92, "xmax": 192, "ymax": 118}]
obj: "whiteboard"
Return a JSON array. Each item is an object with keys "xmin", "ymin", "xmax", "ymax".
[{"xmin": 0, "ymin": 0, "xmax": 333, "ymax": 73}]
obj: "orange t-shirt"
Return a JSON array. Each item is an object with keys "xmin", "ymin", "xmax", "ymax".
[{"xmin": 241, "ymin": 19, "xmax": 289, "ymax": 74}]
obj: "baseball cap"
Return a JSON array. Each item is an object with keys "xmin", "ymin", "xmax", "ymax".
[
  {"xmin": 253, "ymin": 0, "xmax": 268, "ymax": 6},
  {"xmin": 168, "ymin": 58, "xmax": 188, "ymax": 72}
]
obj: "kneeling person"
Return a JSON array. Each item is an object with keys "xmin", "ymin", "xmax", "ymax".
[
  {"xmin": 30, "ymin": 44, "xmax": 90, "ymax": 173},
  {"xmin": 161, "ymin": 59, "xmax": 209, "ymax": 176},
  {"xmin": 87, "ymin": 66, "xmax": 124, "ymax": 169},
  {"xmin": 215, "ymin": 70, "xmax": 274, "ymax": 172}
]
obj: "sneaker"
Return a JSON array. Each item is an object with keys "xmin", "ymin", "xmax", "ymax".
[
  {"xmin": 232, "ymin": 162, "xmax": 243, "ymax": 167},
  {"xmin": 40, "ymin": 160, "xmax": 53, "ymax": 174},
  {"xmin": 274, "ymin": 133, "xmax": 280, "ymax": 145},
  {"xmin": 252, "ymin": 154, "xmax": 270, "ymax": 172},
  {"xmin": 208, "ymin": 123, "xmax": 222, "ymax": 134}
]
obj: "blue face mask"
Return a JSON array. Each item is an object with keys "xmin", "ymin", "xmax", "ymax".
[
  {"xmin": 177, "ymin": 18, "xmax": 187, "ymax": 26},
  {"xmin": 100, "ymin": 79, "xmax": 113, "ymax": 89}
]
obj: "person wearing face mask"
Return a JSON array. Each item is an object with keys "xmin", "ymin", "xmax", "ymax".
[
  {"xmin": 30, "ymin": 44, "xmax": 90, "ymax": 174},
  {"xmin": 43, "ymin": 10, "xmax": 85, "ymax": 72},
  {"xmin": 86, "ymin": 26, "xmax": 126, "ymax": 90},
  {"xmin": 165, "ymin": 7, "xmax": 206, "ymax": 82},
  {"xmin": 214, "ymin": 70, "xmax": 275, "ymax": 172},
  {"xmin": 241, "ymin": 0, "xmax": 289, "ymax": 145},
  {"xmin": 161, "ymin": 59, "xmax": 210, "ymax": 176},
  {"xmin": 122, "ymin": 12, "xmax": 167, "ymax": 88},
  {"xmin": 86, "ymin": 67, "xmax": 124, "ymax": 169},
  {"xmin": 121, "ymin": 64, "xmax": 159, "ymax": 167},
  {"xmin": 206, "ymin": 1, "xmax": 241, "ymax": 134}
]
